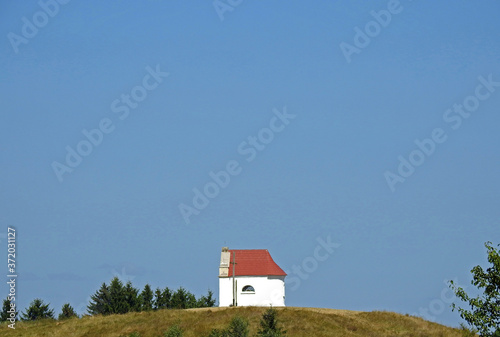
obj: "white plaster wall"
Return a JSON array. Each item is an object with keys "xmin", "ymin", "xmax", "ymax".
[{"xmin": 219, "ymin": 276, "xmax": 285, "ymax": 307}]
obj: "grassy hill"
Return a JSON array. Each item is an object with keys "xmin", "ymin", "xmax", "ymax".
[{"xmin": 4, "ymin": 307, "xmax": 466, "ymax": 337}]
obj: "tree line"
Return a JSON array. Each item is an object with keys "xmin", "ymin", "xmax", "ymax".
[{"xmin": 1, "ymin": 276, "xmax": 215, "ymax": 322}]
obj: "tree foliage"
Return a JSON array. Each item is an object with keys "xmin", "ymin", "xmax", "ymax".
[
  {"xmin": 164, "ymin": 324, "xmax": 184, "ymax": 337},
  {"xmin": 88, "ymin": 277, "xmax": 215, "ymax": 315},
  {"xmin": 109, "ymin": 277, "xmax": 130, "ymax": 314},
  {"xmin": 1, "ymin": 298, "xmax": 17, "ymax": 322},
  {"xmin": 21, "ymin": 298, "xmax": 55, "ymax": 321},
  {"xmin": 58, "ymin": 303, "xmax": 78, "ymax": 320},
  {"xmin": 206, "ymin": 316, "xmax": 249, "ymax": 337},
  {"xmin": 154, "ymin": 287, "xmax": 172, "ymax": 310},
  {"xmin": 124, "ymin": 281, "xmax": 141, "ymax": 312},
  {"xmin": 171, "ymin": 287, "xmax": 197, "ymax": 309},
  {"xmin": 257, "ymin": 308, "xmax": 287, "ymax": 336},
  {"xmin": 87, "ymin": 282, "xmax": 111, "ymax": 315},
  {"xmin": 140, "ymin": 284, "xmax": 154, "ymax": 311},
  {"xmin": 450, "ymin": 241, "xmax": 500, "ymax": 336},
  {"xmin": 197, "ymin": 290, "xmax": 217, "ymax": 308},
  {"xmin": 87, "ymin": 277, "xmax": 130, "ymax": 315},
  {"xmin": 227, "ymin": 316, "xmax": 249, "ymax": 337}
]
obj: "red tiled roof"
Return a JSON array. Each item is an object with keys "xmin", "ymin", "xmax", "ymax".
[{"xmin": 227, "ymin": 249, "xmax": 287, "ymax": 277}]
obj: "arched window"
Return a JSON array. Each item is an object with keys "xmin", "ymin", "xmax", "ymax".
[{"xmin": 242, "ymin": 285, "xmax": 255, "ymax": 292}]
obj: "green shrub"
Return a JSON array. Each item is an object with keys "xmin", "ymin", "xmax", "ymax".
[
  {"xmin": 164, "ymin": 324, "xmax": 183, "ymax": 337},
  {"xmin": 227, "ymin": 316, "xmax": 249, "ymax": 337},
  {"xmin": 257, "ymin": 308, "xmax": 286, "ymax": 336}
]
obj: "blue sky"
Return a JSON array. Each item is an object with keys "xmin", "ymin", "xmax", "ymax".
[{"xmin": 1, "ymin": 0, "xmax": 499, "ymax": 327}]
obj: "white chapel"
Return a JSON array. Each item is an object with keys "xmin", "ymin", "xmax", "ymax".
[{"xmin": 218, "ymin": 247, "xmax": 286, "ymax": 307}]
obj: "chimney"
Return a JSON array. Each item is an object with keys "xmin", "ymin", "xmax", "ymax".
[{"xmin": 219, "ymin": 247, "xmax": 230, "ymax": 277}]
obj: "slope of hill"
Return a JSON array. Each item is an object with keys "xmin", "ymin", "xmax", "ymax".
[{"xmin": 4, "ymin": 307, "xmax": 465, "ymax": 337}]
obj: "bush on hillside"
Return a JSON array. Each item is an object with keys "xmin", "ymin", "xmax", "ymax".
[
  {"xmin": 164, "ymin": 324, "xmax": 183, "ymax": 337},
  {"xmin": 207, "ymin": 316, "xmax": 249, "ymax": 337},
  {"xmin": 257, "ymin": 308, "xmax": 286, "ymax": 336}
]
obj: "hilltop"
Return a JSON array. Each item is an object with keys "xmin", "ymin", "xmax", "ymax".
[{"xmin": 5, "ymin": 307, "xmax": 465, "ymax": 337}]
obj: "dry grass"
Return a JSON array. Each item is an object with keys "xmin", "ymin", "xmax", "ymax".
[{"xmin": 0, "ymin": 307, "xmax": 464, "ymax": 337}]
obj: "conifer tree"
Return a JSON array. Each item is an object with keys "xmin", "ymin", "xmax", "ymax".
[
  {"xmin": 162, "ymin": 287, "xmax": 172, "ymax": 308},
  {"xmin": 171, "ymin": 287, "xmax": 191, "ymax": 309},
  {"xmin": 88, "ymin": 282, "xmax": 111, "ymax": 315},
  {"xmin": 0, "ymin": 298, "xmax": 17, "ymax": 322},
  {"xmin": 88, "ymin": 277, "xmax": 140, "ymax": 315},
  {"xmin": 140, "ymin": 284, "xmax": 154, "ymax": 311},
  {"xmin": 58, "ymin": 303, "xmax": 78, "ymax": 320},
  {"xmin": 186, "ymin": 291, "xmax": 197, "ymax": 309},
  {"xmin": 257, "ymin": 308, "xmax": 287, "ymax": 336},
  {"xmin": 124, "ymin": 281, "xmax": 140, "ymax": 312},
  {"xmin": 21, "ymin": 298, "xmax": 55, "ymax": 321},
  {"xmin": 197, "ymin": 290, "xmax": 216, "ymax": 308},
  {"xmin": 154, "ymin": 286, "xmax": 172, "ymax": 310},
  {"xmin": 108, "ymin": 277, "xmax": 130, "ymax": 314},
  {"xmin": 164, "ymin": 324, "xmax": 183, "ymax": 337},
  {"xmin": 154, "ymin": 287, "xmax": 163, "ymax": 310},
  {"xmin": 227, "ymin": 316, "xmax": 249, "ymax": 337}
]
